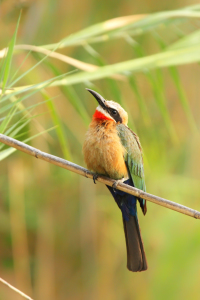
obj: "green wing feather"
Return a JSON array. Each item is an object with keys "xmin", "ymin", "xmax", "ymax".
[{"xmin": 117, "ymin": 124, "xmax": 147, "ymax": 215}]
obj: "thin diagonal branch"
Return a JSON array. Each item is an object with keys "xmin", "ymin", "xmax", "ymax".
[
  {"xmin": 0, "ymin": 133, "xmax": 200, "ymax": 219},
  {"xmin": 0, "ymin": 277, "xmax": 33, "ymax": 300}
]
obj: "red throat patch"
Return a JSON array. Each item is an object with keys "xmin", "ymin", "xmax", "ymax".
[{"xmin": 93, "ymin": 109, "xmax": 113, "ymax": 121}]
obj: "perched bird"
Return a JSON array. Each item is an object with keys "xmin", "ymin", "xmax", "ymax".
[{"xmin": 83, "ymin": 89, "xmax": 147, "ymax": 272}]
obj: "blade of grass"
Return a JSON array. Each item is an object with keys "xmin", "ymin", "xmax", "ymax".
[
  {"xmin": 41, "ymin": 91, "xmax": 72, "ymax": 160},
  {"xmin": 168, "ymin": 28, "xmax": 200, "ymax": 50},
  {"xmin": 63, "ymin": 86, "xmax": 91, "ymax": 125},
  {"xmin": 124, "ymin": 34, "xmax": 177, "ymax": 141},
  {"xmin": 42, "ymin": 15, "xmax": 146, "ymax": 49},
  {"xmin": 0, "ymin": 148, "xmax": 16, "ymax": 160},
  {"xmin": 38, "ymin": 57, "xmax": 91, "ymax": 125},
  {"xmin": 169, "ymin": 66, "xmax": 198, "ymax": 133},
  {"xmin": 44, "ymin": 43, "xmax": 200, "ymax": 87},
  {"xmin": 5, "ymin": 112, "xmax": 52, "ymax": 141},
  {"xmin": 128, "ymin": 76, "xmax": 151, "ymax": 125},
  {"xmin": 1, "ymin": 70, "xmax": 71, "ymax": 103},
  {"xmin": 124, "ymin": 36, "xmax": 153, "ymax": 126},
  {"xmin": 0, "ymin": 98, "xmax": 55, "ymax": 122},
  {"xmin": 3, "ymin": 112, "xmax": 33, "ymax": 140},
  {"xmin": 7, "ymin": 50, "xmax": 71, "ymax": 90},
  {"xmin": 0, "ymin": 106, "xmax": 17, "ymax": 134},
  {"xmin": 0, "ymin": 127, "xmax": 55, "ymax": 161},
  {"xmin": 8, "ymin": 50, "xmax": 32, "ymax": 85},
  {"xmin": 150, "ymin": 69, "xmax": 178, "ymax": 143},
  {"xmin": 0, "ymin": 118, "xmax": 32, "ymax": 151},
  {"xmin": 153, "ymin": 31, "xmax": 198, "ymax": 133},
  {"xmin": 1, "ymin": 13, "xmax": 21, "ymax": 92},
  {"xmin": 40, "ymin": 6, "xmax": 200, "ymax": 50},
  {"xmin": 0, "ymin": 49, "xmax": 8, "ymax": 86}
]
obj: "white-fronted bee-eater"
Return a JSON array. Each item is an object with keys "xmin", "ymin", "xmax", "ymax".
[{"xmin": 83, "ymin": 89, "xmax": 147, "ymax": 272}]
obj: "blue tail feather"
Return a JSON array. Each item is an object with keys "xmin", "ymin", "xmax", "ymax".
[
  {"xmin": 106, "ymin": 178, "xmax": 148, "ymax": 272},
  {"xmin": 106, "ymin": 178, "xmax": 137, "ymax": 221}
]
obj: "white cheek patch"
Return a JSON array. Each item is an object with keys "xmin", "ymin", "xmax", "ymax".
[{"xmin": 96, "ymin": 105, "xmax": 115, "ymax": 122}]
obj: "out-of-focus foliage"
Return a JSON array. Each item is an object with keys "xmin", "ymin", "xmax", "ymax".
[{"xmin": 0, "ymin": 1, "xmax": 200, "ymax": 300}]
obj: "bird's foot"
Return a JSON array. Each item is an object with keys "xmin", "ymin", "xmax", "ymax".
[
  {"xmin": 112, "ymin": 180, "xmax": 119, "ymax": 193},
  {"xmin": 93, "ymin": 174, "xmax": 98, "ymax": 184}
]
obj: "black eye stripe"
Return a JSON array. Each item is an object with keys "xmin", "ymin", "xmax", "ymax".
[
  {"xmin": 111, "ymin": 109, "xmax": 117, "ymax": 114},
  {"xmin": 108, "ymin": 108, "xmax": 118, "ymax": 115},
  {"xmin": 106, "ymin": 107, "xmax": 122, "ymax": 123}
]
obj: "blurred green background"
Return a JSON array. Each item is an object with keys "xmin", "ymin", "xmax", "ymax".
[{"xmin": 1, "ymin": 0, "xmax": 200, "ymax": 299}]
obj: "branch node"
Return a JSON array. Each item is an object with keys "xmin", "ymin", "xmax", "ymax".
[{"xmin": 194, "ymin": 212, "xmax": 200, "ymax": 219}]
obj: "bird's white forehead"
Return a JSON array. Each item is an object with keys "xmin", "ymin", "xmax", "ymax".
[{"xmin": 105, "ymin": 100, "xmax": 123, "ymax": 111}]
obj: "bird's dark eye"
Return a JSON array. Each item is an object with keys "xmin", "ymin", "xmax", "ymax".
[{"xmin": 111, "ymin": 109, "xmax": 117, "ymax": 115}]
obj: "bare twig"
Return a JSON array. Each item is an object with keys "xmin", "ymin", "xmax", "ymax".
[
  {"xmin": 0, "ymin": 133, "xmax": 200, "ymax": 219},
  {"xmin": 0, "ymin": 277, "xmax": 33, "ymax": 300}
]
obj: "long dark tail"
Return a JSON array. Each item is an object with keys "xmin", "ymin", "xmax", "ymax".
[{"xmin": 123, "ymin": 215, "xmax": 148, "ymax": 272}]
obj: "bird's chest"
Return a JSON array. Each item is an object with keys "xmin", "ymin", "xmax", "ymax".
[{"xmin": 83, "ymin": 121, "xmax": 128, "ymax": 179}]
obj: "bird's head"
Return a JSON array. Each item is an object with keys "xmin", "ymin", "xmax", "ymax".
[{"xmin": 86, "ymin": 89, "xmax": 128, "ymax": 125}]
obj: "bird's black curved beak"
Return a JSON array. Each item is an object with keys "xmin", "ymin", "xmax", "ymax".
[{"xmin": 86, "ymin": 88, "xmax": 107, "ymax": 109}]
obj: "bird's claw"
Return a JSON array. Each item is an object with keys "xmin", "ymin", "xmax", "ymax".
[
  {"xmin": 112, "ymin": 181, "xmax": 119, "ymax": 193},
  {"xmin": 93, "ymin": 174, "xmax": 98, "ymax": 184}
]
